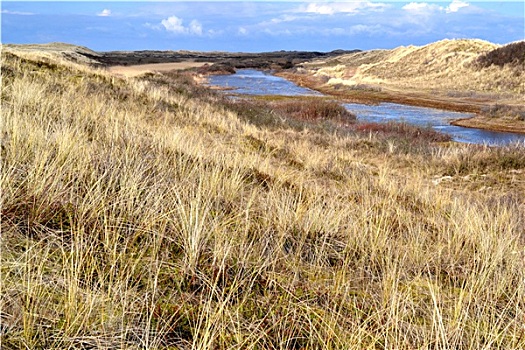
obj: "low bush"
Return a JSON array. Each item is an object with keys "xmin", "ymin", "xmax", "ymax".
[
  {"xmin": 476, "ymin": 41, "xmax": 525, "ymax": 68},
  {"xmin": 271, "ymin": 98, "xmax": 357, "ymax": 123},
  {"xmin": 197, "ymin": 62, "xmax": 236, "ymax": 75}
]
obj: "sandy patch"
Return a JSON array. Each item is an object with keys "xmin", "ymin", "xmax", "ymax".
[{"xmin": 108, "ymin": 61, "xmax": 211, "ymax": 77}]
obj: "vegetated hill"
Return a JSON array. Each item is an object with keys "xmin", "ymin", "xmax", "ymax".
[
  {"xmin": 4, "ymin": 42, "xmax": 103, "ymax": 66},
  {"xmin": 476, "ymin": 41, "xmax": 525, "ymax": 68},
  {"xmin": 2, "ymin": 47, "xmax": 525, "ymax": 349},
  {"xmin": 305, "ymin": 39, "xmax": 524, "ymax": 94}
]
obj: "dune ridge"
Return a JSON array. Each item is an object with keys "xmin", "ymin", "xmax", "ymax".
[{"xmin": 306, "ymin": 39, "xmax": 523, "ymax": 94}]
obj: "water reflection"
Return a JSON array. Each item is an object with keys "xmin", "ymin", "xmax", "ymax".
[
  {"xmin": 208, "ymin": 69, "xmax": 321, "ymax": 96},
  {"xmin": 344, "ymin": 102, "xmax": 525, "ymax": 146}
]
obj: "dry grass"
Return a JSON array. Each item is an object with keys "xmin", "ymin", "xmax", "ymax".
[
  {"xmin": 108, "ymin": 62, "xmax": 212, "ymax": 78},
  {"xmin": 3, "ymin": 43, "xmax": 102, "ymax": 67},
  {"xmin": 304, "ymin": 39, "xmax": 524, "ymax": 95},
  {"xmin": 2, "ymin": 49, "xmax": 525, "ymax": 349}
]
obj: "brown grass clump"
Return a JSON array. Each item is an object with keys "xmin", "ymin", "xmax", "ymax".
[
  {"xmin": 271, "ymin": 98, "xmax": 356, "ymax": 123},
  {"xmin": 2, "ymin": 48, "xmax": 525, "ymax": 349}
]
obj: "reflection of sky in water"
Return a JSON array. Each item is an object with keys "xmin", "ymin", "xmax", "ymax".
[
  {"xmin": 209, "ymin": 69, "xmax": 525, "ymax": 146},
  {"xmin": 345, "ymin": 103, "xmax": 525, "ymax": 146},
  {"xmin": 208, "ymin": 69, "xmax": 321, "ymax": 96}
]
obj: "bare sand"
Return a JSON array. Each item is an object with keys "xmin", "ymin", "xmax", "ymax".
[{"xmin": 108, "ymin": 61, "xmax": 211, "ymax": 77}]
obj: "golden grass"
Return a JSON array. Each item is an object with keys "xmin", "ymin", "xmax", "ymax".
[
  {"xmin": 1, "ymin": 49, "xmax": 525, "ymax": 349},
  {"xmin": 306, "ymin": 39, "xmax": 524, "ymax": 96},
  {"xmin": 3, "ymin": 43, "xmax": 102, "ymax": 67},
  {"xmin": 108, "ymin": 62, "xmax": 212, "ymax": 78}
]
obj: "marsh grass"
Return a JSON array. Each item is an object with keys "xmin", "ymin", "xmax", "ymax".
[{"xmin": 1, "ymin": 49, "xmax": 525, "ymax": 349}]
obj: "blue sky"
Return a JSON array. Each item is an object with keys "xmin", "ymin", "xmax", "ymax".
[{"xmin": 1, "ymin": 1, "xmax": 524, "ymax": 52}]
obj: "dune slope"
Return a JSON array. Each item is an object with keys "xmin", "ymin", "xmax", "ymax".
[
  {"xmin": 1, "ymin": 47, "xmax": 525, "ymax": 349},
  {"xmin": 307, "ymin": 39, "xmax": 524, "ymax": 94}
]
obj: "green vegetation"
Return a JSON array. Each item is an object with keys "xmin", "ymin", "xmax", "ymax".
[{"xmin": 1, "ymin": 49, "xmax": 525, "ymax": 349}]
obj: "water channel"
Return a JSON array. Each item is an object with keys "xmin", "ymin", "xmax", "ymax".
[
  {"xmin": 208, "ymin": 69, "xmax": 525, "ymax": 145},
  {"xmin": 209, "ymin": 69, "xmax": 321, "ymax": 96}
]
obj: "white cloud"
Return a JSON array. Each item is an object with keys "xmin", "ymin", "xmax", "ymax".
[
  {"xmin": 159, "ymin": 16, "xmax": 203, "ymax": 35},
  {"xmin": 1, "ymin": 9, "xmax": 34, "ymax": 15},
  {"xmin": 258, "ymin": 15, "xmax": 300, "ymax": 27},
  {"xmin": 238, "ymin": 27, "xmax": 248, "ymax": 35},
  {"xmin": 446, "ymin": 0, "xmax": 469, "ymax": 13},
  {"xmin": 300, "ymin": 1, "xmax": 389, "ymax": 15},
  {"xmin": 189, "ymin": 20, "xmax": 203, "ymax": 35},
  {"xmin": 402, "ymin": 0, "xmax": 469, "ymax": 14},
  {"xmin": 402, "ymin": 2, "xmax": 443, "ymax": 14},
  {"xmin": 306, "ymin": 3, "xmax": 336, "ymax": 15},
  {"xmin": 161, "ymin": 16, "xmax": 186, "ymax": 34},
  {"xmin": 323, "ymin": 24, "xmax": 383, "ymax": 36},
  {"xmin": 97, "ymin": 9, "xmax": 112, "ymax": 17}
]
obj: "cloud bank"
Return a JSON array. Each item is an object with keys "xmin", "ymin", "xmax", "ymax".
[
  {"xmin": 1, "ymin": 0, "xmax": 522, "ymax": 51},
  {"xmin": 402, "ymin": 0, "xmax": 470, "ymax": 14},
  {"xmin": 300, "ymin": 1, "xmax": 389, "ymax": 15}
]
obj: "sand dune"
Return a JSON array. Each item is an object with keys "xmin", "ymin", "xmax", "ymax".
[
  {"xmin": 107, "ymin": 62, "xmax": 211, "ymax": 77},
  {"xmin": 305, "ymin": 39, "xmax": 523, "ymax": 95}
]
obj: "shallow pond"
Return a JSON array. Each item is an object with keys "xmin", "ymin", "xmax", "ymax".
[{"xmin": 209, "ymin": 69, "xmax": 525, "ymax": 145}]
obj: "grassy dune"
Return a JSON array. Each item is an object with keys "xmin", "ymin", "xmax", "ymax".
[
  {"xmin": 1, "ymin": 48, "xmax": 525, "ymax": 349},
  {"xmin": 305, "ymin": 39, "xmax": 524, "ymax": 95}
]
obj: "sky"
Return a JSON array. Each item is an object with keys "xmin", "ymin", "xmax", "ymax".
[{"xmin": 1, "ymin": 1, "xmax": 524, "ymax": 52}]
